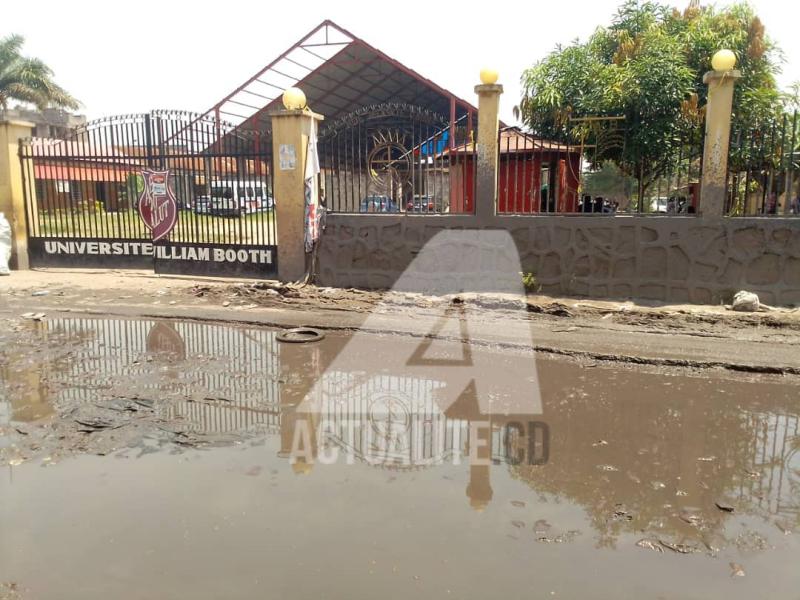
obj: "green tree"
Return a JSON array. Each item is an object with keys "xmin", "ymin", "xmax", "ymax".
[
  {"xmin": 518, "ymin": 0, "xmax": 782, "ymax": 202},
  {"xmin": 0, "ymin": 34, "xmax": 79, "ymax": 111},
  {"xmin": 583, "ymin": 160, "xmax": 636, "ymax": 200}
]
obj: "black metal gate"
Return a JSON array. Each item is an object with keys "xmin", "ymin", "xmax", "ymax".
[
  {"xmin": 318, "ymin": 103, "xmax": 476, "ymax": 214},
  {"xmin": 19, "ymin": 110, "xmax": 277, "ymax": 277}
]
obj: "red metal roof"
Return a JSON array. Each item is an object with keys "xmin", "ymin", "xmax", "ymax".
[
  {"xmin": 442, "ymin": 128, "xmax": 579, "ymax": 157},
  {"xmin": 34, "ymin": 163, "xmax": 130, "ymax": 182}
]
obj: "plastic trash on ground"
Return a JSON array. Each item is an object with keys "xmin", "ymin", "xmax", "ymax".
[
  {"xmin": 0, "ymin": 212, "xmax": 11, "ymax": 276},
  {"xmin": 732, "ymin": 290, "xmax": 760, "ymax": 312}
]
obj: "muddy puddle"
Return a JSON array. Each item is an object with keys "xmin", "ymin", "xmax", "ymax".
[{"xmin": 1, "ymin": 315, "xmax": 799, "ymax": 599}]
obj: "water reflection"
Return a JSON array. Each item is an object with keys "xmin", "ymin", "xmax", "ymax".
[
  {"xmin": 510, "ymin": 364, "xmax": 800, "ymax": 547},
  {"xmin": 1, "ymin": 317, "xmax": 281, "ymax": 433},
  {"xmin": 1, "ymin": 316, "xmax": 798, "ymax": 543}
]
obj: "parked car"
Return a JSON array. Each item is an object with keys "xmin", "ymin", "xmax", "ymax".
[
  {"xmin": 195, "ymin": 180, "xmax": 273, "ymax": 217},
  {"xmin": 650, "ymin": 197, "xmax": 668, "ymax": 213},
  {"xmin": 360, "ymin": 195, "xmax": 399, "ymax": 213},
  {"xmin": 406, "ymin": 194, "xmax": 437, "ymax": 213}
]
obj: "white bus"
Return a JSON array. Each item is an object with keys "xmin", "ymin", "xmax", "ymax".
[{"xmin": 194, "ymin": 180, "xmax": 274, "ymax": 217}]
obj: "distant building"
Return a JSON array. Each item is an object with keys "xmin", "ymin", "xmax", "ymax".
[{"xmin": 2, "ymin": 106, "xmax": 86, "ymax": 139}]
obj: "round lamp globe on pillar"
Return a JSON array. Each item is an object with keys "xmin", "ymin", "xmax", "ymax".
[
  {"xmin": 282, "ymin": 87, "xmax": 307, "ymax": 111},
  {"xmin": 711, "ymin": 49, "xmax": 736, "ymax": 72},
  {"xmin": 479, "ymin": 68, "xmax": 499, "ymax": 85}
]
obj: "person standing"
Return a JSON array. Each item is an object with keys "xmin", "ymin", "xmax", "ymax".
[{"xmin": 766, "ymin": 192, "xmax": 778, "ymax": 215}]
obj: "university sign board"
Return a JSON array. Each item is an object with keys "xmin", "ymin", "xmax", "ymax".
[
  {"xmin": 29, "ymin": 239, "xmax": 276, "ymax": 277},
  {"xmin": 26, "ymin": 167, "xmax": 278, "ymax": 278}
]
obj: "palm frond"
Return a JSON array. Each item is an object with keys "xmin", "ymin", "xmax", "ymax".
[{"xmin": 0, "ymin": 35, "xmax": 79, "ymax": 111}]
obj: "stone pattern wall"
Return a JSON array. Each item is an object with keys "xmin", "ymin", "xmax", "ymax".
[{"xmin": 318, "ymin": 215, "xmax": 800, "ymax": 306}]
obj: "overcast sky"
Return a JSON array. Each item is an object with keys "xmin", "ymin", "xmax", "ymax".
[{"xmin": 4, "ymin": 0, "xmax": 799, "ymax": 123}]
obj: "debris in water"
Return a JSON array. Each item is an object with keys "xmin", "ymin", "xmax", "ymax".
[
  {"xmin": 734, "ymin": 530, "xmax": 769, "ymax": 552},
  {"xmin": 611, "ymin": 504, "xmax": 633, "ymax": 522},
  {"xmin": 98, "ymin": 399, "xmax": 140, "ymax": 413},
  {"xmin": 635, "ymin": 539, "xmax": 664, "ymax": 553},
  {"xmin": 277, "ymin": 327, "xmax": 326, "ymax": 344},
  {"xmin": 775, "ymin": 520, "xmax": 793, "ymax": 535},
  {"xmin": 729, "ymin": 562, "xmax": 746, "ymax": 578},
  {"xmin": 597, "ymin": 464, "xmax": 619, "ymax": 472},
  {"xmin": 592, "ymin": 440, "xmax": 608, "ymax": 447},
  {"xmin": 536, "ymin": 531, "xmax": 580, "ymax": 544},
  {"xmin": 679, "ymin": 511, "xmax": 702, "ymax": 526},
  {"xmin": 658, "ymin": 540, "xmax": 702, "ymax": 554},
  {"xmin": 132, "ymin": 398, "xmax": 156, "ymax": 409},
  {"xmin": 21, "ymin": 312, "xmax": 46, "ymax": 321},
  {"xmin": 715, "ymin": 502, "xmax": 735, "ymax": 513},
  {"xmin": 74, "ymin": 418, "xmax": 119, "ymax": 433},
  {"xmin": 0, "ymin": 582, "xmax": 23, "ymax": 600},
  {"xmin": 533, "ymin": 520, "xmax": 552, "ymax": 535}
]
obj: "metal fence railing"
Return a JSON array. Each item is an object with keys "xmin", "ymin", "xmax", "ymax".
[
  {"xmin": 496, "ymin": 120, "xmax": 705, "ymax": 216},
  {"xmin": 727, "ymin": 111, "xmax": 800, "ymax": 216},
  {"xmin": 319, "ymin": 104, "xmax": 476, "ymax": 215},
  {"xmin": 20, "ymin": 110, "xmax": 277, "ymax": 246}
]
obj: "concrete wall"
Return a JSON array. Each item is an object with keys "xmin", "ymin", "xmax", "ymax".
[{"xmin": 318, "ymin": 214, "xmax": 800, "ymax": 306}]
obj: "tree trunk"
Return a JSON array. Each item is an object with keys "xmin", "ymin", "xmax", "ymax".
[{"xmin": 637, "ymin": 162, "xmax": 645, "ymax": 213}]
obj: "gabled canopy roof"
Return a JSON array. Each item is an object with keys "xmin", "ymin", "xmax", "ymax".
[{"xmin": 200, "ymin": 20, "xmax": 478, "ymax": 132}]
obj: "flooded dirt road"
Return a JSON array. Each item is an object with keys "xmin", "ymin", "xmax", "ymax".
[{"xmin": 1, "ymin": 315, "xmax": 799, "ymax": 599}]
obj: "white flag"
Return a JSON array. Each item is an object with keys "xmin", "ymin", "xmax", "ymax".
[{"xmin": 304, "ymin": 120, "xmax": 321, "ymax": 253}]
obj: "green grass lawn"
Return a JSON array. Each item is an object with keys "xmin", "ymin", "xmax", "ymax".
[{"xmin": 32, "ymin": 209, "xmax": 276, "ymax": 244}]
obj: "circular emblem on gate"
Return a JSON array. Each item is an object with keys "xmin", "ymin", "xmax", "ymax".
[{"xmin": 367, "ymin": 130, "xmax": 412, "ymax": 198}]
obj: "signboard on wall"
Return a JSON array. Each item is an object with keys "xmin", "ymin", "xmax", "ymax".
[{"xmin": 27, "ymin": 238, "xmax": 278, "ymax": 278}]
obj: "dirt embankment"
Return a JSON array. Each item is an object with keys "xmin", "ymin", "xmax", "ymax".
[
  {"xmin": 195, "ymin": 279, "xmax": 800, "ymax": 333},
  {"xmin": 2, "ymin": 269, "xmax": 800, "ymax": 374}
]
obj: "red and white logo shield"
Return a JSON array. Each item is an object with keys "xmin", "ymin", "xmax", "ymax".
[{"xmin": 138, "ymin": 169, "xmax": 178, "ymax": 242}]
